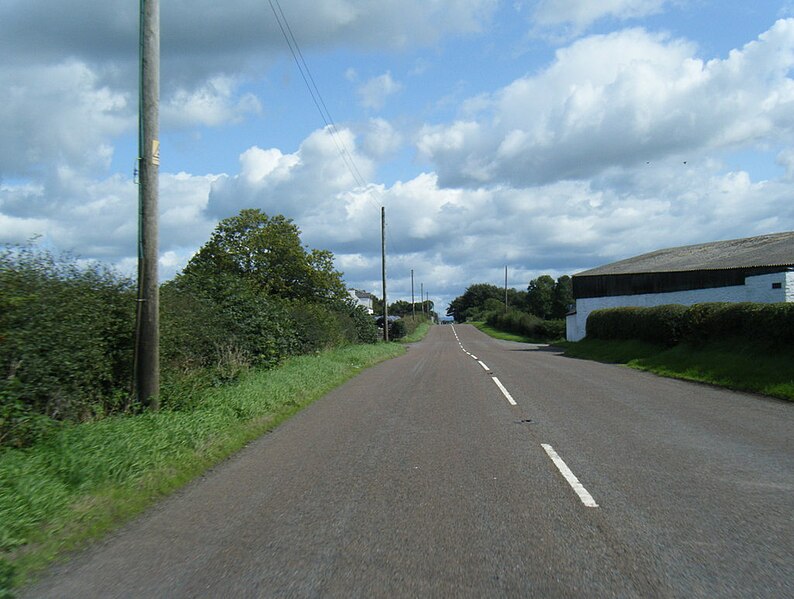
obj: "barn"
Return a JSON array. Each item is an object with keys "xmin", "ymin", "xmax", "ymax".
[{"xmin": 566, "ymin": 231, "xmax": 794, "ymax": 342}]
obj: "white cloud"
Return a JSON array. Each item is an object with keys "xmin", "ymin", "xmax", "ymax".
[
  {"xmin": 206, "ymin": 126, "xmax": 374, "ymax": 220},
  {"xmin": 533, "ymin": 0, "xmax": 673, "ymax": 35},
  {"xmin": 361, "ymin": 118, "xmax": 403, "ymax": 158},
  {"xmin": 357, "ymin": 72, "xmax": 403, "ymax": 110},
  {"xmin": 0, "ymin": 60, "xmax": 131, "ymax": 178},
  {"xmin": 778, "ymin": 148, "xmax": 794, "ymax": 179},
  {"xmin": 0, "ymin": 168, "xmax": 218, "ymax": 274},
  {"xmin": 162, "ymin": 77, "xmax": 262, "ymax": 128},
  {"xmin": 418, "ymin": 20, "xmax": 794, "ymax": 188}
]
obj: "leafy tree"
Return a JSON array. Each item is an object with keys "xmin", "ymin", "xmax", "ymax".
[
  {"xmin": 447, "ymin": 284, "xmax": 504, "ymax": 322},
  {"xmin": 551, "ymin": 275, "xmax": 573, "ymax": 319},
  {"xmin": 482, "ymin": 297, "xmax": 505, "ymax": 313},
  {"xmin": 181, "ymin": 209, "xmax": 347, "ymax": 304},
  {"xmin": 388, "ymin": 300, "xmax": 415, "ymax": 317},
  {"xmin": 527, "ymin": 275, "xmax": 555, "ymax": 319},
  {"xmin": 506, "ymin": 288, "xmax": 529, "ymax": 312}
]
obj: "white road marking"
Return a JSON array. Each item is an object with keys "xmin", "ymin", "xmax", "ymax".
[
  {"xmin": 478, "ymin": 360, "xmax": 490, "ymax": 371},
  {"xmin": 471, "ymin": 355, "xmax": 478, "ymax": 360},
  {"xmin": 541, "ymin": 444, "xmax": 599, "ymax": 508},
  {"xmin": 491, "ymin": 377, "xmax": 517, "ymax": 406}
]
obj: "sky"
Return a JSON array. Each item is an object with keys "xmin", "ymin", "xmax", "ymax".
[{"xmin": 2, "ymin": 0, "xmax": 794, "ymax": 312}]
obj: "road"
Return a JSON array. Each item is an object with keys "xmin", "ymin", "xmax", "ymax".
[{"xmin": 23, "ymin": 324, "xmax": 794, "ymax": 597}]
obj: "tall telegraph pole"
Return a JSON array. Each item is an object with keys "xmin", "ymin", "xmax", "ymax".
[
  {"xmin": 135, "ymin": 0, "xmax": 160, "ymax": 409},
  {"xmin": 411, "ymin": 269, "xmax": 415, "ymax": 321},
  {"xmin": 504, "ymin": 265, "xmax": 508, "ymax": 312},
  {"xmin": 381, "ymin": 207, "xmax": 389, "ymax": 341}
]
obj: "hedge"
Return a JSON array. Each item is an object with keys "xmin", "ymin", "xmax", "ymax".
[
  {"xmin": 586, "ymin": 302, "xmax": 794, "ymax": 347},
  {"xmin": 485, "ymin": 309, "xmax": 565, "ymax": 341}
]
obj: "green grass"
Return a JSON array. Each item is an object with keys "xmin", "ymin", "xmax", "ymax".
[
  {"xmin": 400, "ymin": 321, "xmax": 432, "ymax": 343},
  {"xmin": 470, "ymin": 321, "xmax": 555, "ymax": 344},
  {"xmin": 560, "ymin": 338, "xmax": 794, "ymax": 401},
  {"xmin": 0, "ymin": 342, "xmax": 404, "ymax": 592}
]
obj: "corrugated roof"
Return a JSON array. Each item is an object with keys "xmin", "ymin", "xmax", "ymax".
[{"xmin": 576, "ymin": 231, "xmax": 794, "ymax": 276}]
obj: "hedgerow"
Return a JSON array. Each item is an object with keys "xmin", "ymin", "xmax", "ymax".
[
  {"xmin": 485, "ymin": 309, "xmax": 565, "ymax": 341},
  {"xmin": 1, "ymin": 211, "xmax": 382, "ymax": 449},
  {"xmin": 586, "ymin": 302, "xmax": 794, "ymax": 348}
]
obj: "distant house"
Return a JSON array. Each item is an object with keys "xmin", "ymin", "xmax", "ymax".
[
  {"xmin": 349, "ymin": 289, "xmax": 375, "ymax": 314},
  {"xmin": 566, "ymin": 231, "xmax": 794, "ymax": 342}
]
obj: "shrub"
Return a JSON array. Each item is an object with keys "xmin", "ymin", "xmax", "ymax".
[
  {"xmin": 587, "ymin": 305, "xmax": 687, "ymax": 346},
  {"xmin": 0, "ymin": 244, "xmax": 135, "ymax": 445},
  {"xmin": 537, "ymin": 319, "xmax": 565, "ymax": 340},
  {"xmin": 485, "ymin": 309, "xmax": 558, "ymax": 339},
  {"xmin": 290, "ymin": 302, "xmax": 352, "ymax": 353},
  {"xmin": 389, "ymin": 319, "xmax": 407, "ymax": 340},
  {"xmin": 399, "ymin": 315, "xmax": 430, "ymax": 340},
  {"xmin": 587, "ymin": 302, "xmax": 794, "ymax": 349},
  {"xmin": 685, "ymin": 302, "xmax": 794, "ymax": 347},
  {"xmin": 681, "ymin": 303, "xmax": 731, "ymax": 345},
  {"xmin": 349, "ymin": 306, "xmax": 379, "ymax": 344}
]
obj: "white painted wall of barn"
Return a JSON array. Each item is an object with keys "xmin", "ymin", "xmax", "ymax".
[{"xmin": 566, "ymin": 271, "xmax": 792, "ymax": 342}]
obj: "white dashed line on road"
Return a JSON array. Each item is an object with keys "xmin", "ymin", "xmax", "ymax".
[
  {"xmin": 452, "ymin": 325, "xmax": 600, "ymax": 509},
  {"xmin": 491, "ymin": 377, "xmax": 517, "ymax": 406},
  {"xmin": 541, "ymin": 444, "xmax": 599, "ymax": 508}
]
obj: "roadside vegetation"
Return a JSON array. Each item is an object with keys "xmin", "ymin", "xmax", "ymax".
[
  {"xmin": 0, "ymin": 208, "xmax": 421, "ymax": 591},
  {"xmin": 399, "ymin": 318, "xmax": 432, "ymax": 343},
  {"xmin": 561, "ymin": 303, "xmax": 794, "ymax": 401},
  {"xmin": 446, "ymin": 276, "xmax": 569, "ymax": 342},
  {"xmin": 470, "ymin": 322, "xmax": 547, "ymax": 344},
  {"xmin": 0, "ymin": 343, "xmax": 404, "ymax": 590}
]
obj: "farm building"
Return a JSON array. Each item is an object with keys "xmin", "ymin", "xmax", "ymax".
[{"xmin": 566, "ymin": 231, "xmax": 794, "ymax": 342}]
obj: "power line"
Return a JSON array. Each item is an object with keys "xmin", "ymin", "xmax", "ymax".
[
  {"xmin": 268, "ymin": 1, "xmax": 405, "ymax": 304},
  {"xmin": 268, "ymin": 0, "xmax": 369, "ymax": 190}
]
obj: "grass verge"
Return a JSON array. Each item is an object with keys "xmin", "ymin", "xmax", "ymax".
[
  {"xmin": 0, "ymin": 342, "xmax": 404, "ymax": 592},
  {"xmin": 470, "ymin": 321, "xmax": 559, "ymax": 344},
  {"xmin": 400, "ymin": 321, "xmax": 432, "ymax": 343},
  {"xmin": 560, "ymin": 338, "xmax": 794, "ymax": 401}
]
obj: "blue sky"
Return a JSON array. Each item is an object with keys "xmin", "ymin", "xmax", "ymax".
[{"xmin": 2, "ymin": 0, "xmax": 793, "ymax": 311}]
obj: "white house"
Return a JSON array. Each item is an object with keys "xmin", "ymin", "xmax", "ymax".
[
  {"xmin": 566, "ymin": 231, "xmax": 794, "ymax": 342},
  {"xmin": 349, "ymin": 289, "xmax": 375, "ymax": 314}
]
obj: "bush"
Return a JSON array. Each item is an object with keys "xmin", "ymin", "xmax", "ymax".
[
  {"xmin": 389, "ymin": 319, "xmax": 407, "ymax": 340},
  {"xmin": 485, "ymin": 309, "xmax": 562, "ymax": 340},
  {"xmin": 587, "ymin": 302, "xmax": 794, "ymax": 348},
  {"xmin": 587, "ymin": 305, "xmax": 688, "ymax": 346},
  {"xmin": 350, "ymin": 307, "xmax": 379, "ymax": 344},
  {"xmin": 681, "ymin": 303, "xmax": 731, "ymax": 345},
  {"xmin": 537, "ymin": 319, "xmax": 565, "ymax": 340},
  {"xmin": 0, "ymin": 244, "xmax": 135, "ymax": 446}
]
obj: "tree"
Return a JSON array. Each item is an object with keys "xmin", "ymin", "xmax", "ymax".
[
  {"xmin": 180, "ymin": 209, "xmax": 347, "ymax": 304},
  {"xmin": 506, "ymin": 288, "xmax": 529, "ymax": 313},
  {"xmin": 446, "ymin": 283, "xmax": 503, "ymax": 322},
  {"xmin": 527, "ymin": 275, "xmax": 555, "ymax": 319},
  {"xmin": 551, "ymin": 275, "xmax": 573, "ymax": 319}
]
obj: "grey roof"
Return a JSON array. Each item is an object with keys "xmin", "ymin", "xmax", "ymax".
[{"xmin": 577, "ymin": 231, "xmax": 794, "ymax": 277}]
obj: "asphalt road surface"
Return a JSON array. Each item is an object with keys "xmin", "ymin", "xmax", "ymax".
[{"xmin": 23, "ymin": 324, "xmax": 794, "ymax": 598}]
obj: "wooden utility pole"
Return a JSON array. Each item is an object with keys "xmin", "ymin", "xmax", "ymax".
[
  {"xmin": 411, "ymin": 269, "xmax": 415, "ymax": 320},
  {"xmin": 381, "ymin": 207, "xmax": 388, "ymax": 341},
  {"xmin": 504, "ymin": 265, "xmax": 508, "ymax": 313},
  {"xmin": 420, "ymin": 283, "xmax": 424, "ymax": 316},
  {"xmin": 135, "ymin": 0, "xmax": 160, "ymax": 409}
]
